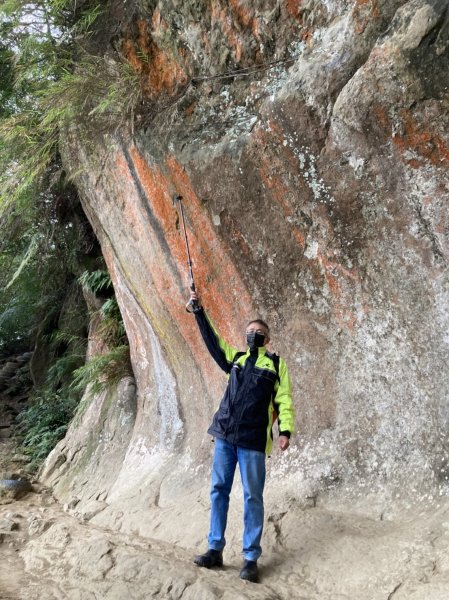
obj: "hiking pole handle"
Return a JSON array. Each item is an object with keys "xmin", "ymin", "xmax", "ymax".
[
  {"xmin": 186, "ymin": 288, "xmax": 199, "ymax": 313},
  {"xmin": 186, "ymin": 276, "xmax": 199, "ymax": 313}
]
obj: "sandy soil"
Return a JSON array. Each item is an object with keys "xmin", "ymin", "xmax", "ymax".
[
  {"xmin": 1, "ymin": 484, "xmax": 449, "ymax": 599},
  {"xmin": 2, "ymin": 432, "xmax": 449, "ymax": 600}
]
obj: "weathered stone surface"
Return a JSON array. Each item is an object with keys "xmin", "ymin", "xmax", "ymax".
[
  {"xmin": 4, "ymin": 470, "xmax": 449, "ymax": 600},
  {"xmin": 14, "ymin": 496, "xmax": 449, "ymax": 600},
  {"xmin": 0, "ymin": 517, "xmax": 19, "ymax": 532},
  {"xmin": 35, "ymin": 0, "xmax": 449, "ymax": 589},
  {"xmin": 11, "ymin": 454, "xmax": 31, "ymax": 464}
]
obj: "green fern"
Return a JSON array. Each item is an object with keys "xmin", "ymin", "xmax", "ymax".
[
  {"xmin": 1, "ymin": 0, "xmax": 137, "ymax": 472},
  {"xmin": 0, "ymin": 2, "xmax": 141, "ymax": 208},
  {"xmin": 71, "ymin": 345, "xmax": 132, "ymax": 397},
  {"xmin": 46, "ymin": 352, "xmax": 86, "ymax": 388},
  {"xmin": 17, "ymin": 391, "xmax": 77, "ymax": 470},
  {"xmin": 79, "ymin": 270, "xmax": 127, "ymax": 346},
  {"xmin": 79, "ymin": 269, "xmax": 113, "ymax": 294},
  {"xmin": 48, "ymin": 330, "xmax": 86, "ymax": 349},
  {"xmin": 4, "ymin": 233, "xmax": 40, "ymax": 290}
]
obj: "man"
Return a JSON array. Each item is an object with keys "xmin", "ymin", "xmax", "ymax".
[{"xmin": 189, "ymin": 291, "xmax": 295, "ymax": 583}]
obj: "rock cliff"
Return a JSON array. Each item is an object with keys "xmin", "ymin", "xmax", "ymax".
[{"xmin": 41, "ymin": 0, "xmax": 449, "ymax": 559}]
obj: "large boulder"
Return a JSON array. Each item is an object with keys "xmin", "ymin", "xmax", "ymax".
[{"xmin": 42, "ymin": 0, "xmax": 449, "ymax": 537}]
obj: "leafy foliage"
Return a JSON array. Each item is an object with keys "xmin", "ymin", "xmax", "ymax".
[
  {"xmin": 79, "ymin": 269, "xmax": 114, "ymax": 294},
  {"xmin": 71, "ymin": 344, "xmax": 132, "ymax": 398},
  {"xmin": 17, "ymin": 391, "xmax": 77, "ymax": 470},
  {"xmin": 78, "ymin": 267, "xmax": 130, "ymax": 387},
  {"xmin": 46, "ymin": 331, "xmax": 88, "ymax": 388},
  {"xmin": 0, "ymin": 0, "xmax": 141, "ymax": 208},
  {"xmin": 79, "ymin": 268, "xmax": 127, "ymax": 346},
  {"xmin": 0, "ymin": 183, "xmax": 90, "ymax": 356},
  {"xmin": 0, "ymin": 1, "xmax": 137, "ymax": 468},
  {"xmin": 0, "ymin": 0, "xmax": 106, "ymax": 354},
  {"xmin": 0, "ymin": 41, "xmax": 16, "ymax": 117}
]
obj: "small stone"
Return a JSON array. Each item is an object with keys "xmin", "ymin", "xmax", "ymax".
[
  {"xmin": 0, "ymin": 517, "xmax": 19, "ymax": 531},
  {"xmin": 64, "ymin": 496, "xmax": 80, "ymax": 511},
  {"xmin": 11, "ymin": 454, "xmax": 31, "ymax": 463},
  {"xmin": 80, "ymin": 500, "xmax": 108, "ymax": 521},
  {"xmin": 0, "ymin": 477, "xmax": 32, "ymax": 499},
  {"xmin": 28, "ymin": 516, "xmax": 44, "ymax": 536},
  {"xmin": 5, "ymin": 512, "xmax": 23, "ymax": 519}
]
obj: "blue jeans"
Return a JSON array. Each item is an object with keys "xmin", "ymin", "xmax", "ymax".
[{"xmin": 208, "ymin": 438, "xmax": 266, "ymax": 562}]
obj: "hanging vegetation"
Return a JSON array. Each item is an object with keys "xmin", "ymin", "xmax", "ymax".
[{"xmin": 0, "ymin": 0, "xmax": 136, "ymax": 469}]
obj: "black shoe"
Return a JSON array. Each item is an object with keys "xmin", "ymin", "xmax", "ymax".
[
  {"xmin": 193, "ymin": 549, "xmax": 223, "ymax": 568},
  {"xmin": 239, "ymin": 560, "xmax": 259, "ymax": 583}
]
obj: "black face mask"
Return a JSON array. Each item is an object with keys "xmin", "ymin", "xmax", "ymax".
[{"xmin": 246, "ymin": 331, "xmax": 266, "ymax": 350}]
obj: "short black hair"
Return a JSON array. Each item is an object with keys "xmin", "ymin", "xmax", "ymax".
[{"xmin": 246, "ymin": 319, "xmax": 270, "ymax": 335}]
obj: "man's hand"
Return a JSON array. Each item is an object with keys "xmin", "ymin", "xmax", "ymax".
[
  {"xmin": 279, "ymin": 435, "xmax": 290, "ymax": 451},
  {"xmin": 186, "ymin": 291, "xmax": 201, "ymax": 312}
]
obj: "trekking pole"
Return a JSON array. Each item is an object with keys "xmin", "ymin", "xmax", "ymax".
[{"xmin": 174, "ymin": 195, "xmax": 199, "ymax": 313}]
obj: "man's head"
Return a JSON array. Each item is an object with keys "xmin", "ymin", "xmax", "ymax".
[{"xmin": 245, "ymin": 319, "xmax": 270, "ymax": 349}]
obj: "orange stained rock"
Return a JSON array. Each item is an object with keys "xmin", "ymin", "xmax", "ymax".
[
  {"xmin": 146, "ymin": 44, "xmax": 188, "ymax": 96},
  {"xmin": 110, "ymin": 149, "xmax": 204, "ymax": 370},
  {"xmin": 393, "ymin": 109, "xmax": 449, "ymax": 169},
  {"xmin": 105, "ymin": 237, "xmax": 202, "ymax": 386},
  {"xmin": 317, "ymin": 254, "xmax": 358, "ymax": 330},
  {"xmin": 229, "ymin": 0, "xmax": 253, "ymax": 28},
  {"xmin": 184, "ymin": 101, "xmax": 196, "ymax": 116},
  {"xmin": 301, "ymin": 28, "xmax": 313, "ymax": 45},
  {"xmin": 251, "ymin": 16, "xmax": 261, "ymax": 39},
  {"xmin": 314, "ymin": 205, "xmax": 361, "ymax": 330},
  {"xmin": 151, "ymin": 8, "xmax": 162, "ymax": 31},
  {"xmin": 122, "ymin": 19, "xmax": 188, "ymax": 98},
  {"xmin": 373, "ymin": 104, "xmax": 449, "ymax": 169},
  {"xmin": 227, "ymin": 0, "xmax": 262, "ymax": 43},
  {"xmin": 165, "ymin": 155, "xmax": 254, "ymax": 337},
  {"xmin": 115, "ymin": 154, "xmax": 137, "ymax": 185},
  {"xmin": 122, "ymin": 39, "xmax": 142, "ymax": 72},
  {"xmin": 283, "ymin": 0, "xmax": 314, "ymax": 44},
  {"xmin": 128, "ymin": 148, "xmax": 253, "ymax": 351},
  {"xmin": 122, "ymin": 20, "xmax": 152, "ymax": 72},
  {"xmin": 128, "ymin": 148, "xmax": 190, "ymax": 279},
  {"xmin": 285, "ymin": 0, "xmax": 303, "ymax": 20},
  {"xmin": 372, "ymin": 103, "xmax": 390, "ymax": 132},
  {"xmin": 211, "ymin": 0, "xmax": 245, "ymax": 62},
  {"xmin": 352, "ymin": 0, "xmax": 380, "ymax": 34}
]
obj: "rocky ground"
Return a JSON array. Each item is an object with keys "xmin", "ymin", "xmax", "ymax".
[
  {"xmin": 3, "ymin": 437, "xmax": 449, "ymax": 600},
  {"xmin": 2, "ymin": 365, "xmax": 449, "ymax": 600},
  {"xmin": 2, "ymin": 354, "xmax": 449, "ymax": 600}
]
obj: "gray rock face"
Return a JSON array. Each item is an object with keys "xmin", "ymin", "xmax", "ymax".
[{"xmin": 41, "ymin": 0, "xmax": 449, "ymax": 543}]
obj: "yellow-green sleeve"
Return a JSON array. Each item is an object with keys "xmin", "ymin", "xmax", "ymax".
[{"xmin": 274, "ymin": 357, "xmax": 295, "ymax": 436}]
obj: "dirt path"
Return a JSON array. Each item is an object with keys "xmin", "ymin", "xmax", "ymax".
[
  {"xmin": 2, "ymin": 486, "xmax": 449, "ymax": 600},
  {"xmin": 3, "ymin": 432, "xmax": 449, "ymax": 600},
  {"xmin": 0, "ymin": 515, "xmax": 32, "ymax": 600}
]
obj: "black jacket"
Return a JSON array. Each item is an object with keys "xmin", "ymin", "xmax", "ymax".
[{"xmin": 195, "ymin": 308, "xmax": 295, "ymax": 454}]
